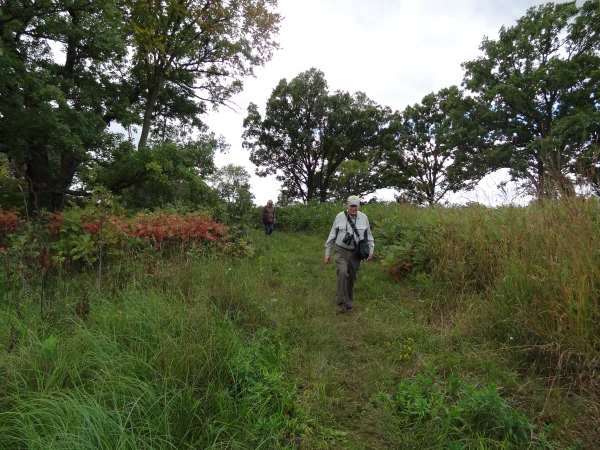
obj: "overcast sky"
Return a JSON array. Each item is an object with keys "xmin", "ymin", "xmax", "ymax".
[{"xmin": 203, "ymin": 0, "xmax": 548, "ymax": 206}]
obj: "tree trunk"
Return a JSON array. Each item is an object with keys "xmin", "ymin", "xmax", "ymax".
[
  {"xmin": 305, "ymin": 171, "xmax": 315, "ymax": 202},
  {"xmin": 319, "ymin": 180, "xmax": 328, "ymax": 203},
  {"xmin": 138, "ymin": 82, "xmax": 160, "ymax": 149},
  {"xmin": 25, "ymin": 146, "xmax": 79, "ymax": 212}
]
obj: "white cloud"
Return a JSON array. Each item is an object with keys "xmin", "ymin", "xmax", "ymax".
[{"xmin": 203, "ymin": 0, "xmax": 545, "ymax": 206}]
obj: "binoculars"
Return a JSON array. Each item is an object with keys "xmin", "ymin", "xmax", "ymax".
[{"xmin": 342, "ymin": 232, "xmax": 354, "ymax": 246}]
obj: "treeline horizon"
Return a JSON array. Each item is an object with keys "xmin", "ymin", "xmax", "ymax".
[{"xmin": 1, "ymin": 0, "xmax": 600, "ymax": 213}]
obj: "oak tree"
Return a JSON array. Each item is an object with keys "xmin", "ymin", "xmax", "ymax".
[
  {"xmin": 0, "ymin": 0, "xmax": 128, "ymax": 211},
  {"xmin": 461, "ymin": 0, "xmax": 600, "ymax": 197},
  {"xmin": 84, "ymin": 133, "xmax": 224, "ymax": 208},
  {"xmin": 0, "ymin": 0, "xmax": 281, "ymax": 211},
  {"xmin": 382, "ymin": 87, "xmax": 479, "ymax": 205},
  {"xmin": 243, "ymin": 68, "xmax": 390, "ymax": 203},
  {"xmin": 127, "ymin": 0, "xmax": 281, "ymax": 148},
  {"xmin": 327, "ymin": 160, "xmax": 380, "ymax": 203}
]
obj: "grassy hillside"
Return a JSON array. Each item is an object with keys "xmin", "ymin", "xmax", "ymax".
[{"xmin": 1, "ymin": 201, "xmax": 599, "ymax": 448}]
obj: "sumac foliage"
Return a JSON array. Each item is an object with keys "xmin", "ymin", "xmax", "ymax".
[
  {"xmin": 125, "ymin": 213, "xmax": 226, "ymax": 248},
  {"xmin": 1, "ymin": 209, "xmax": 229, "ymax": 275},
  {"xmin": 0, "ymin": 209, "xmax": 20, "ymax": 240}
]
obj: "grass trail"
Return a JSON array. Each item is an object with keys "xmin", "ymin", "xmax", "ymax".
[
  {"xmin": 2, "ymin": 227, "xmax": 592, "ymax": 448},
  {"xmin": 252, "ymin": 230, "xmax": 598, "ymax": 449},
  {"xmin": 254, "ymin": 230, "xmax": 453, "ymax": 449}
]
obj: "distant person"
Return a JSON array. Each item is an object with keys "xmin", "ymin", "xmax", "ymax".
[
  {"xmin": 262, "ymin": 199, "xmax": 276, "ymax": 236},
  {"xmin": 324, "ymin": 195, "xmax": 374, "ymax": 314}
]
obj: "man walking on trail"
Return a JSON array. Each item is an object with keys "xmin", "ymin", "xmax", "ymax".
[{"xmin": 324, "ymin": 195, "xmax": 374, "ymax": 314}]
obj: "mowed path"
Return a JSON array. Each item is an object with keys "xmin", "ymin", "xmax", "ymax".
[{"xmin": 255, "ymin": 231, "xmax": 428, "ymax": 449}]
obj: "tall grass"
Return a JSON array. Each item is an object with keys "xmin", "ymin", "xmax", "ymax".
[
  {"xmin": 372, "ymin": 199, "xmax": 600, "ymax": 394},
  {"xmin": 492, "ymin": 200, "xmax": 600, "ymax": 383},
  {"xmin": 2, "ymin": 199, "xmax": 599, "ymax": 448},
  {"xmin": 0, "ymin": 253, "xmax": 305, "ymax": 449}
]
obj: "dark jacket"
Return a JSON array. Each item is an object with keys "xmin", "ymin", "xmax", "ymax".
[{"xmin": 262, "ymin": 205, "xmax": 275, "ymax": 221}]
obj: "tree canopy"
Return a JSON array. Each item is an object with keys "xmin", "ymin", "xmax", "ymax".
[
  {"xmin": 0, "ymin": 0, "xmax": 281, "ymax": 212},
  {"xmin": 3, "ymin": 0, "xmax": 600, "ymax": 211},
  {"xmin": 382, "ymin": 86, "xmax": 478, "ymax": 205},
  {"xmin": 0, "ymin": 0, "xmax": 128, "ymax": 211},
  {"xmin": 242, "ymin": 68, "xmax": 391, "ymax": 203},
  {"xmin": 461, "ymin": 0, "xmax": 600, "ymax": 197},
  {"xmin": 127, "ymin": 0, "xmax": 281, "ymax": 148},
  {"xmin": 208, "ymin": 164, "xmax": 255, "ymax": 221}
]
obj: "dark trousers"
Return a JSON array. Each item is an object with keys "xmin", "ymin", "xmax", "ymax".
[
  {"xmin": 263, "ymin": 219, "xmax": 274, "ymax": 235},
  {"xmin": 334, "ymin": 245, "xmax": 361, "ymax": 308}
]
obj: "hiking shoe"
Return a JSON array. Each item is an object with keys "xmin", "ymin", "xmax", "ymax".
[
  {"xmin": 345, "ymin": 307, "xmax": 355, "ymax": 313},
  {"xmin": 336, "ymin": 305, "xmax": 346, "ymax": 314}
]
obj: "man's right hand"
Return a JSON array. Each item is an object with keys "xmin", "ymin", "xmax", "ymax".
[{"xmin": 324, "ymin": 255, "xmax": 330, "ymax": 264}]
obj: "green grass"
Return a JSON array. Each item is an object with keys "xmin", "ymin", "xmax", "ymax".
[
  {"xmin": 251, "ymin": 230, "xmax": 597, "ymax": 449},
  {"xmin": 1, "ymin": 225, "xmax": 598, "ymax": 449}
]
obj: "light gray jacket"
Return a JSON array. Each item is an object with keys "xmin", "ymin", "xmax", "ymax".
[{"xmin": 325, "ymin": 210, "xmax": 374, "ymax": 256}]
